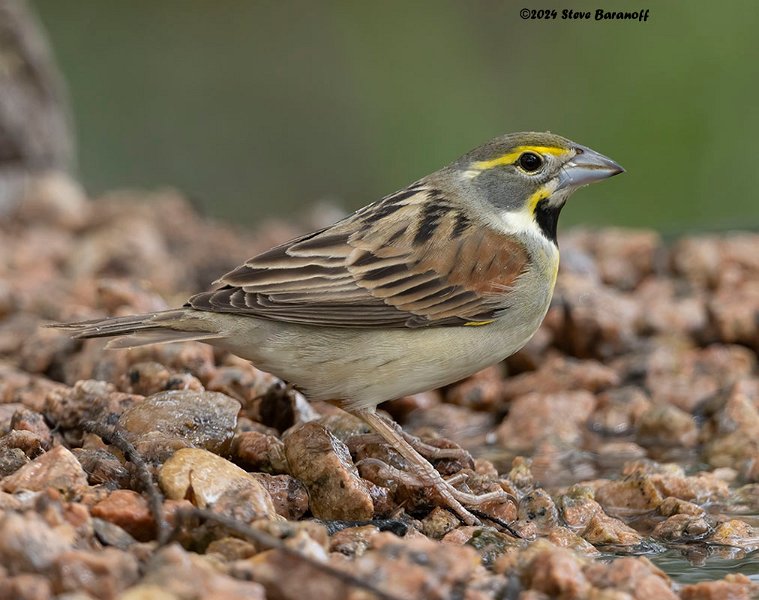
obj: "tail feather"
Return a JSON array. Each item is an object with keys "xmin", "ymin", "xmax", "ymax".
[
  {"xmin": 47, "ymin": 309, "xmax": 223, "ymax": 349},
  {"xmin": 105, "ymin": 330, "xmax": 222, "ymax": 349}
]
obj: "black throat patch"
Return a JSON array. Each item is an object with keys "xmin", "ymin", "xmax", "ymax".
[{"xmin": 534, "ymin": 199, "xmax": 563, "ymax": 245}]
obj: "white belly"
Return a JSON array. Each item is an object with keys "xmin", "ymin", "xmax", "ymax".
[{"xmin": 204, "ymin": 260, "xmax": 556, "ymax": 410}]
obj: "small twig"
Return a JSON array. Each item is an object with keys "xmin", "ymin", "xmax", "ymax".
[
  {"xmin": 173, "ymin": 507, "xmax": 404, "ymax": 600},
  {"xmin": 469, "ymin": 508, "xmax": 523, "ymax": 539},
  {"xmin": 80, "ymin": 420, "xmax": 170, "ymax": 544}
]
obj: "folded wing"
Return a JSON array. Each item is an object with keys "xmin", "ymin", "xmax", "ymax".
[{"xmin": 187, "ymin": 186, "xmax": 530, "ymax": 328}]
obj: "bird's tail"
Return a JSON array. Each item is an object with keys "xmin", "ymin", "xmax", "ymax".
[{"xmin": 47, "ymin": 309, "xmax": 223, "ymax": 349}]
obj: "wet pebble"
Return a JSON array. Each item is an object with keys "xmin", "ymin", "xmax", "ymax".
[
  {"xmin": 595, "ymin": 472, "xmax": 664, "ymax": 513},
  {"xmin": 500, "ymin": 355, "xmax": 619, "ymax": 401},
  {"xmin": 232, "ymin": 430, "xmax": 288, "ymax": 473},
  {"xmin": 125, "ymin": 543, "xmax": 266, "ymax": 599},
  {"xmin": 44, "ymin": 379, "xmax": 140, "ymax": 431},
  {"xmin": 0, "ymin": 573, "xmax": 52, "ymax": 600},
  {"xmin": 284, "ymin": 422, "xmax": 374, "ymax": 521},
  {"xmin": 117, "ymin": 390, "xmax": 240, "ymax": 461},
  {"xmin": 247, "ymin": 531, "xmax": 481, "ymax": 600},
  {"xmin": 71, "ymin": 448, "xmax": 130, "ymax": 487},
  {"xmin": 635, "ymin": 404, "xmax": 698, "ymax": 448},
  {"xmin": 581, "ymin": 512, "xmax": 643, "ymax": 547},
  {"xmin": 497, "ymin": 391, "xmax": 596, "ymax": 452},
  {"xmin": 420, "ymin": 506, "xmax": 460, "ymax": 539},
  {"xmin": 651, "ymin": 514, "xmax": 713, "ymax": 542},
  {"xmin": 9, "ymin": 407, "xmax": 52, "ymax": 449},
  {"xmin": 680, "ymin": 573, "xmax": 759, "ymax": 600},
  {"xmin": 553, "ymin": 273, "xmax": 641, "ymax": 359},
  {"xmin": 251, "ymin": 473, "xmax": 309, "ymax": 520},
  {"xmin": 703, "ymin": 379, "xmax": 759, "ymax": 474},
  {"xmin": 329, "ymin": 524, "xmax": 380, "ymax": 557},
  {"xmin": 0, "ymin": 511, "xmax": 75, "ymax": 573},
  {"xmin": 514, "ymin": 541, "xmax": 592, "ymax": 598},
  {"xmin": 158, "ymin": 448, "xmax": 276, "ymax": 521},
  {"xmin": 708, "ymin": 519, "xmax": 756, "ymax": 547},
  {"xmin": 91, "ymin": 490, "xmax": 155, "ymax": 542},
  {"xmin": 1, "ymin": 445, "xmax": 88, "ymax": 497},
  {"xmin": 50, "ymin": 547, "xmax": 139, "ymax": 598},
  {"xmin": 0, "ymin": 447, "xmax": 29, "ymax": 477},
  {"xmin": 517, "ymin": 489, "xmax": 560, "ymax": 534},
  {"xmin": 121, "ymin": 361, "xmax": 203, "ymax": 396},
  {"xmin": 583, "ymin": 555, "xmax": 677, "ymax": 599}
]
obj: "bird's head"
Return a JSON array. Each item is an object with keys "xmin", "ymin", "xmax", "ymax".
[{"xmin": 451, "ymin": 131, "xmax": 624, "ymax": 243}]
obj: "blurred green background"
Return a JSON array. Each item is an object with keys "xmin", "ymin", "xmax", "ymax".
[{"xmin": 33, "ymin": 0, "xmax": 759, "ymax": 233}]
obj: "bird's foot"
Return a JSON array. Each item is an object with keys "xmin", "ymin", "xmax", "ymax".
[
  {"xmin": 353, "ymin": 409, "xmax": 513, "ymax": 526},
  {"xmin": 350, "ymin": 428, "xmax": 474, "ymax": 463}
]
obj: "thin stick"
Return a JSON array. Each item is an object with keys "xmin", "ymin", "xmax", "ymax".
[
  {"xmin": 174, "ymin": 507, "xmax": 404, "ymax": 600},
  {"xmin": 80, "ymin": 420, "xmax": 170, "ymax": 544}
]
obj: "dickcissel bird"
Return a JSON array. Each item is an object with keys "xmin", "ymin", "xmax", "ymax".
[{"xmin": 54, "ymin": 132, "xmax": 623, "ymax": 525}]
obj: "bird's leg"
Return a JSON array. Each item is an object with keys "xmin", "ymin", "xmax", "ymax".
[
  {"xmin": 356, "ymin": 458, "xmax": 471, "ymax": 489},
  {"xmin": 379, "ymin": 413, "xmax": 474, "ymax": 463},
  {"xmin": 370, "ymin": 413, "xmax": 512, "ymax": 503},
  {"xmin": 355, "ymin": 457, "xmax": 432, "ymax": 488},
  {"xmin": 348, "ymin": 425, "xmax": 473, "ymax": 463},
  {"xmin": 353, "ymin": 409, "xmax": 479, "ymax": 525},
  {"xmin": 353, "ymin": 409, "xmax": 512, "ymax": 525}
]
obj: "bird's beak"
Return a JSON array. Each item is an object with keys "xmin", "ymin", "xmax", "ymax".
[{"xmin": 557, "ymin": 146, "xmax": 624, "ymax": 191}]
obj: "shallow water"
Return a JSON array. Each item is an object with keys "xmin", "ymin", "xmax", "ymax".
[
  {"xmin": 622, "ymin": 507, "xmax": 759, "ymax": 586},
  {"xmin": 652, "ymin": 548, "xmax": 759, "ymax": 585}
]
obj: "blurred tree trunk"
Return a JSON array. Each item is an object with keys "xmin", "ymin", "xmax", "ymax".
[{"xmin": 0, "ymin": 0, "xmax": 73, "ymax": 213}]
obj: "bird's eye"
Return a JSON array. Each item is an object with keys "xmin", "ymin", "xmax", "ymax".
[{"xmin": 518, "ymin": 152, "xmax": 543, "ymax": 173}]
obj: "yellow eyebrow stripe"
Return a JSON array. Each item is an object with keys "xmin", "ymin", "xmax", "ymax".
[{"xmin": 473, "ymin": 145, "xmax": 569, "ymax": 170}]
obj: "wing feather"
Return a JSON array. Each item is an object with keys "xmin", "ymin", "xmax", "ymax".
[{"xmin": 187, "ymin": 185, "xmax": 531, "ymax": 328}]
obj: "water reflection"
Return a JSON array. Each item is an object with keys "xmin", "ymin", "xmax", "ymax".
[{"xmin": 653, "ymin": 547, "xmax": 759, "ymax": 584}]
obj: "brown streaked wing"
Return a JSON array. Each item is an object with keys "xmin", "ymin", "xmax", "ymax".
[
  {"xmin": 348, "ymin": 211, "xmax": 530, "ymax": 322},
  {"xmin": 186, "ymin": 186, "xmax": 531, "ymax": 328}
]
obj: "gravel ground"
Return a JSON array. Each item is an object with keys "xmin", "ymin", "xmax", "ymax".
[{"xmin": 1, "ymin": 172, "xmax": 758, "ymax": 599}]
